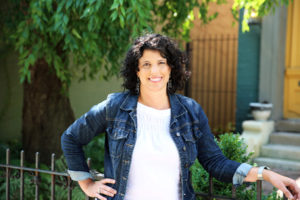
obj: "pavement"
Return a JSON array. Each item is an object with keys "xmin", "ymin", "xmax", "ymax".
[{"xmin": 262, "ymin": 168, "xmax": 300, "ymax": 196}]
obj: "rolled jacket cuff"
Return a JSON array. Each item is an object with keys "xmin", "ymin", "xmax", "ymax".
[
  {"xmin": 68, "ymin": 170, "xmax": 93, "ymax": 181},
  {"xmin": 232, "ymin": 163, "xmax": 253, "ymax": 186}
]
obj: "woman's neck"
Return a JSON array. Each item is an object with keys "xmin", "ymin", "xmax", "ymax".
[{"xmin": 138, "ymin": 90, "xmax": 170, "ymax": 110}]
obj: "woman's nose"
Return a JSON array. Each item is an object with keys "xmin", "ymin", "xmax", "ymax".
[{"xmin": 150, "ymin": 64, "xmax": 159, "ymax": 73}]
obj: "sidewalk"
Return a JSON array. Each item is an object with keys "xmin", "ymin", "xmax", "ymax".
[{"xmin": 262, "ymin": 168, "xmax": 300, "ymax": 195}]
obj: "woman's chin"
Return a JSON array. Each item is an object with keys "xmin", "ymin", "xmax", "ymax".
[{"xmin": 140, "ymin": 86, "xmax": 167, "ymax": 94}]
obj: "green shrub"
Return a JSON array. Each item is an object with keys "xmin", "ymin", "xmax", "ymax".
[{"xmin": 191, "ymin": 132, "xmax": 283, "ymax": 200}]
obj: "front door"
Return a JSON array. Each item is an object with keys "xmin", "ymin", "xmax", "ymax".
[{"xmin": 284, "ymin": 0, "xmax": 300, "ymax": 118}]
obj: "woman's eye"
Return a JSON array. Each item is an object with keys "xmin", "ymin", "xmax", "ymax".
[
  {"xmin": 159, "ymin": 61, "xmax": 166, "ymax": 65},
  {"xmin": 142, "ymin": 63, "xmax": 151, "ymax": 69}
]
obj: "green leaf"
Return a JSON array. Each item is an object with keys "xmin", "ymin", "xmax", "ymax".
[
  {"xmin": 110, "ymin": 0, "xmax": 120, "ymax": 10},
  {"xmin": 28, "ymin": 54, "xmax": 36, "ymax": 66},
  {"xmin": 66, "ymin": 0, "xmax": 72, "ymax": 9},
  {"xmin": 72, "ymin": 29, "xmax": 82, "ymax": 39},
  {"xmin": 88, "ymin": 19, "xmax": 94, "ymax": 31},
  {"xmin": 57, "ymin": 2, "xmax": 64, "ymax": 12},
  {"xmin": 120, "ymin": 6, "xmax": 126, "ymax": 16},
  {"xmin": 63, "ymin": 15, "xmax": 69, "ymax": 25},
  {"xmin": 120, "ymin": 15, "xmax": 125, "ymax": 28},
  {"xmin": 46, "ymin": 0, "xmax": 52, "ymax": 12},
  {"xmin": 26, "ymin": 70, "xmax": 31, "ymax": 83},
  {"xmin": 95, "ymin": 0, "xmax": 104, "ymax": 10},
  {"xmin": 111, "ymin": 10, "xmax": 118, "ymax": 21},
  {"xmin": 81, "ymin": 8, "xmax": 91, "ymax": 19},
  {"xmin": 20, "ymin": 75, "xmax": 25, "ymax": 84}
]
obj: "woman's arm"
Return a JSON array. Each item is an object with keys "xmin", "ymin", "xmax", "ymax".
[
  {"xmin": 244, "ymin": 167, "xmax": 300, "ymax": 200},
  {"xmin": 61, "ymin": 100, "xmax": 108, "ymax": 179}
]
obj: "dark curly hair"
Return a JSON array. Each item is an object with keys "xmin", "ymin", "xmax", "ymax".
[{"xmin": 120, "ymin": 33, "xmax": 189, "ymax": 94}]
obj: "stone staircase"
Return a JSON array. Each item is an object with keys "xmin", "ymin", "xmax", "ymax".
[{"xmin": 254, "ymin": 120, "xmax": 300, "ymax": 171}]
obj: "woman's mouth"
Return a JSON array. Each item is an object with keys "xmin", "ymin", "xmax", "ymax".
[{"xmin": 149, "ymin": 77, "xmax": 162, "ymax": 82}]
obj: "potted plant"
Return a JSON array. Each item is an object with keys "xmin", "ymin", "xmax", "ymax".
[{"xmin": 249, "ymin": 101, "xmax": 273, "ymax": 121}]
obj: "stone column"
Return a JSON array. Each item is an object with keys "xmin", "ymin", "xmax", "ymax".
[{"xmin": 241, "ymin": 120, "xmax": 274, "ymax": 157}]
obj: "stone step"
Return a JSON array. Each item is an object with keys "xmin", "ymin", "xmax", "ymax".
[
  {"xmin": 276, "ymin": 120, "xmax": 300, "ymax": 132},
  {"xmin": 260, "ymin": 144, "xmax": 300, "ymax": 161},
  {"xmin": 269, "ymin": 132, "xmax": 300, "ymax": 146},
  {"xmin": 254, "ymin": 157, "xmax": 300, "ymax": 171}
]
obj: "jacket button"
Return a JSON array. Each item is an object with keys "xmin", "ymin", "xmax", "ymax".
[
  {"xmin": 183, "ymin": 146, "xmax": 186, "ymax": 151},
  {"xmin": 185, "ymin": 163, "xmax": 189, "ymax": 168},
  {"xmin": 176, "ymin": 132, "xmax": 180, "ymax": 137}
]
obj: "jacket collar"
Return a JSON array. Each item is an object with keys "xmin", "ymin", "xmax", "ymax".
[
  {"xmin": 120, "ymin": 92, "xmax": 138, "ymax": 112},
  {"xmin": 120, "ymin": 92, "xmax": 187, "ymax": 123},
  {"xmin": 169, "ymin": 93, "xmax": 187, "ymax": 120},
  {"xmin": 169, "ymin": 93, "xmax": 187, "ymax": 125}
]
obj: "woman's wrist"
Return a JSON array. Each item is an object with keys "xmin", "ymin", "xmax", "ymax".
[
  {"xmin": 258, "ymin": 166, "xmax": 270, "ymax": 180},
  {"xmin": 78, "ymin": 178, "xmax": 94, "ymax": 191}
]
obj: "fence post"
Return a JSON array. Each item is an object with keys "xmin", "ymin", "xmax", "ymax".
[
  {"xmin": 231, "ymin": 185, "xmax": 236, "ymax": 199},
  {"xmin": 256, "ymin": 180, "xmax": 262, "ymax": 200},
  {"xmin": 67, "ymin": 176, "xmax": 72, "ymax": 200},
  {"xmin": 86, "ymin": 158, "xmax": 91, "ymax": 200},
  {"xmin": 35, "ymin": 152, "xmax": 40, "ymax": 200},
  {"xmin": 6, "ymin": 149, "xmax": 10, "ymax": 200},
  {"xmin": 51, "ymin": 153, "xmax": 55, "ymax": 200},
  {"xmin": 20, "ymin": 150, "xmax": 24, "ymax": 200},
  {"xmin": 208, "ymin": 175, "xmax": 213, "ymax": 200}
]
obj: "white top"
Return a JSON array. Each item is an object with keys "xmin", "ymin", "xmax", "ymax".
[{"xmin": 124, "ymin": 103, "xmax": 181, "ymax": 200}]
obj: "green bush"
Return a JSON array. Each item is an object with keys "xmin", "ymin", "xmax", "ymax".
[{"xmin": 191, "ymin": 132, "xmax": 284, "ymax": 200}]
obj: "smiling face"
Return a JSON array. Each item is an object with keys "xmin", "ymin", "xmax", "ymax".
[{"xmin": 137, "ymin": 49, "xmax": 171, "ymax": 95}]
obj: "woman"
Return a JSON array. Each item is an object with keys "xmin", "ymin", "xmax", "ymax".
[{"xmin": 61, "ymin": 33, "xmax": 300, "ymax": 200}]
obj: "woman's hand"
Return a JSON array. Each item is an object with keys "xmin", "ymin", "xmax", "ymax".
[
  {"xmin": 263, "ymin": 170, "xmax": 300, "ymax": 200},
  {"xmin": 244, "ymin": 167, "xmax": 300, "ymax": 200},
  {"xmin": 78, "ymin": 178, "xmax": 117, "ymax": 200}
]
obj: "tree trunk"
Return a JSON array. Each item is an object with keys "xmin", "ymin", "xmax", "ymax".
[{"xmin": 22, "ymin": 58, "xmax": 75, "ymax": 164}]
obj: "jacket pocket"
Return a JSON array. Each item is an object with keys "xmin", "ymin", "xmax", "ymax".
[
  {"xmin": 182, "ymin": 132, "xmax": 197, "ymax": 165},
  {"xmin": 182, "ymin": 132, "xmax": 196, "ymax": 143},
  {"xmin": 107, "ymin": 127, "xmax": 129, "ymax": 159}
]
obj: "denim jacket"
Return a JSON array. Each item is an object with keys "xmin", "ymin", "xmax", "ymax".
[{"xmin": 61, "ymin": 92, "xmax": 252, "ymax": 200}]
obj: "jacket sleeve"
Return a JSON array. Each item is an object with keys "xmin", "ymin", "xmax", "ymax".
[
  {"xmin": 232, "ymin": 163, "xmax": 253, "ymax": 186},
  {"xmin": 61, "ymin": 100, "xmax": 107, "ymax": 176},
  {"xmin": 196, "ymin": 108, "xmax": 241, "ymax": 183}
]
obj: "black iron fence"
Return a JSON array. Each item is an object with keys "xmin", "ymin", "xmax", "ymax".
[
  {"xmin": 0, "ymin": 149, "xmax": 286, "ymax": 200},
  {"xmin": 0, "ymin": 149, "xmax": 88, "ymax": 200}
]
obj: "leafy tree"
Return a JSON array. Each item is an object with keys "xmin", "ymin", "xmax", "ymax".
[
  {"xmin": 0, "ymin": 0, "xmax": 222, "ymax": 163},
  {"xmin": 0, "ymin": 0, "xmax": 293, "ymax": 164}
]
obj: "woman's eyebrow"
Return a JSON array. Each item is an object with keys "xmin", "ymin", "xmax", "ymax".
[
  {"xmin": 140, "ymin": 58, "xmax": 166, "ymax": 62},
  {"xmin": 139, "ymin": 60, "xmax": 150, "ymax": 63}
]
